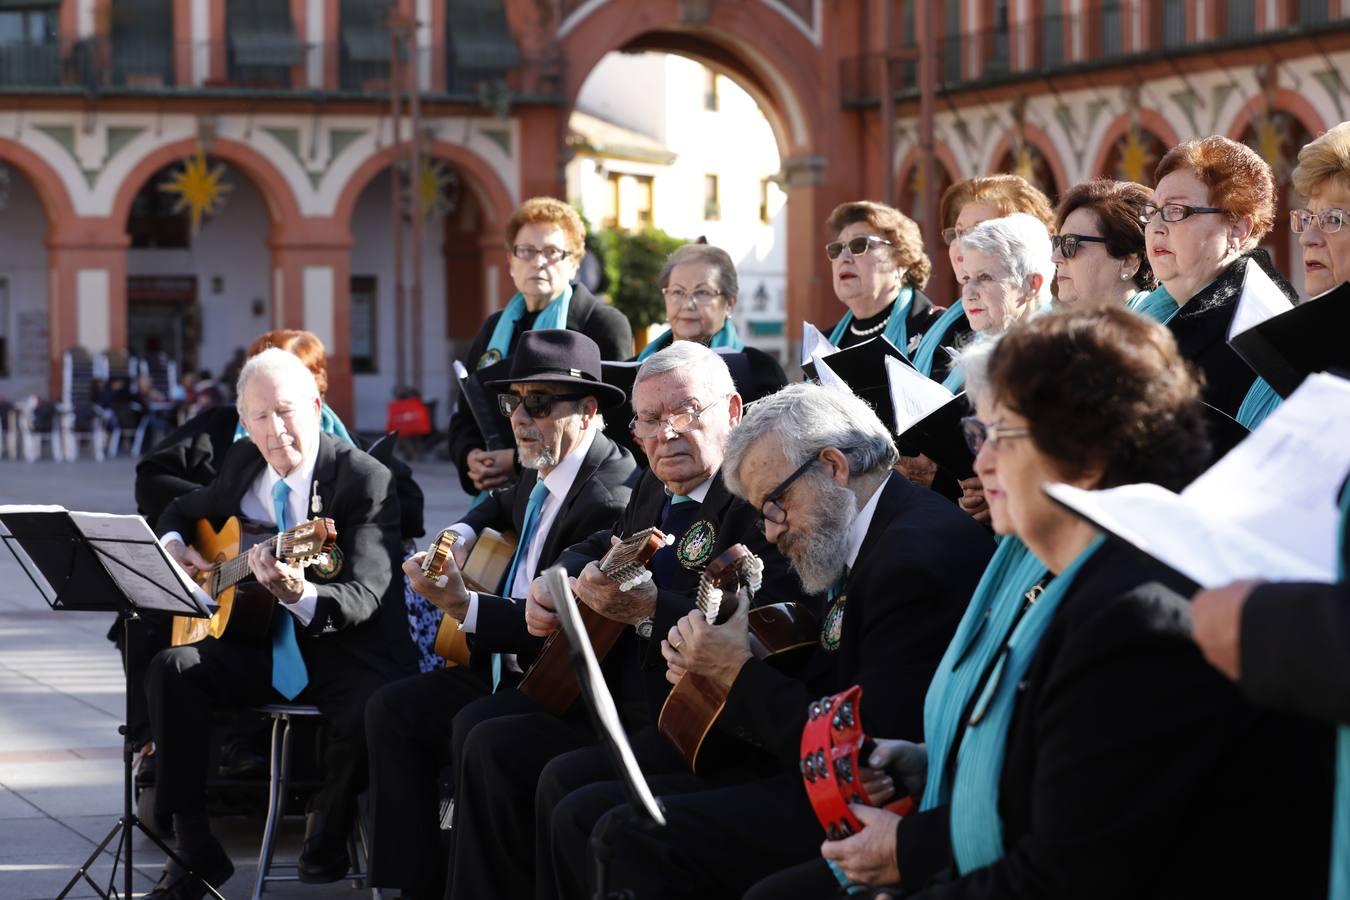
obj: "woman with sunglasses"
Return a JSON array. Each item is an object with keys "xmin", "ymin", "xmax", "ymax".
[
  {"xmin": 1049, "ymin": 179, "xmax": 1157, "ymax": 309},
  {"xmin": 1291, "ymin": 120, "xmax": 1350, "ymax": 298},
  {"xmin": 763, "ymin": 307, "xmax": 1334, "ymax": 900},
  {"xmin": 821, "ymin": 202, "xmax": 953, "ymax": 375},
  {"xmin": 1133, "ymin": 136, "xmax": 1298, "ymax": 428}
]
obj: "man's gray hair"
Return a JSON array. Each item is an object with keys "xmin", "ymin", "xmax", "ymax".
[
  {"xmin": 658, "ymin": 243, "xmax": 739, "ymax": 300},
  {"xmin": 957, "ymin": 335, "xmax": 1001, "ymax": 408},
  {"xmin": 633, "ymin": 340, "xmax": 735, "ymax": 400},
  {"xmin": 235, "ymin": 347, "xmax": 320, "ymax": 417},
  {"xmin": 961, "ymin": 212, "xmax": 1055, "ymax": 306},
  {"xmin": 723, "ymin": 382, "xmax": 898, "ymax": 497}
]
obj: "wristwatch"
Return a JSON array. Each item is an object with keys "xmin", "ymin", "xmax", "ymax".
[{"xmin": 635, "ymin": 616, "xmax": 654, "ymax": 639}]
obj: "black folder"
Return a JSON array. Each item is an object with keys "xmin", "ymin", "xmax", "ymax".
[
  {"xmin": 1229, "ymin": 280, "xmax": 1350, "ymax": 398},
  {"xmin": 895, "ymin": 393, "xmax": 975, "ymax": 479},
  {"xmin": 454, "ymin": 359, "xmax": 513, "ymax": 451},
  {"xmin": 802, "ymin": 336, "xmax": 912, "ymax": 434}
]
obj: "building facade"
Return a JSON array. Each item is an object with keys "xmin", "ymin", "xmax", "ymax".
[{"xmin": 1, "ymin": 0, "xmax": 1347, "ymax": 427}]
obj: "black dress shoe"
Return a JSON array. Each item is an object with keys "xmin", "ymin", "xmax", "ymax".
[
  {"xmin": 297, "ymin": 838, "xmax": 350, "ymax": 884},
  {"xmin": 145, "ymin": 847, "xmax": 234, "ymax": 899}
]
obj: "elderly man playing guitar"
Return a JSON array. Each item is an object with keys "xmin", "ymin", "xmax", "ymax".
[{"xmin": 144, "ymin": 348, "xmax": 416, "ymax": 899}]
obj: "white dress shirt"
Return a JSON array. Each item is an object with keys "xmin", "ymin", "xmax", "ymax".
[{"xmin": 842, "ymin": 472, "xmax": 889, "ymax": 573}]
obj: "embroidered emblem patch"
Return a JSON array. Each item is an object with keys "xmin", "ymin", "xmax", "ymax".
[
  {"xmin": 310, "ymin": 545, "xmax": 343, "ymax": 579},
  {"xmin": 676, "ymin": 520, "xmax": 717, "ymax": 570},
  {"xmin": 820, "ymin": 595, "xmax": 846, "ymax": 652},
  {"xmin": 477, "ymin": 348, "xmax": 503, "ymax": 369}
]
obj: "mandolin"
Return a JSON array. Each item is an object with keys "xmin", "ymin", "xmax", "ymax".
[
  {"xmin": 170, "ymin": 516, "xmax": 337, "ymax": 647},
  {"xmin": 421, "ymin": 527, "xmax": 520, "ymax": 668},
  {"xmin": 659, "ymin": 544, "xmax": 819, "ymax": 771},
  {"xmin": 422, "ymin": 529, "xmax": 472, "ymax": 668},
  {"xmin": 518, "ymin": 526, "xmax": 672, "ymax": 714}
]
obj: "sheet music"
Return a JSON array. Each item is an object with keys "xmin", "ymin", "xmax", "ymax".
[
  {"xmin": 885, "ymin": 355, "xmax": 956, "ymax": 432},
  {"xmin": 1045, "ymin": 373, "xmax": 1350, "ymax": 588},
  {"xmin": 810, "ymin": 352, "xmax": 851, "ymax": 394},
  {"xmin": 68, "ymin": 511, "xmax": 214, "ymax": 614},
  {"xmin": 801, "ymin": 322, "xmax": 839, "ymax": 367},
  {"xmin": 1228, "ymin": 260, "xmax": 1296, "ymax": 340},
  {"xmin": 543, "ymin": 566, "xmax": 666, "ymax": 827}
]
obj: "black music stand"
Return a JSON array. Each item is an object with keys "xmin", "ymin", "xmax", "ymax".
[
  {"xmin": 0, "ymin": 506, "xmax": 224, "ymax": 900},
  {"xmin": 538, "ymin": 567, "xmax": 666, "ymax": 900}
]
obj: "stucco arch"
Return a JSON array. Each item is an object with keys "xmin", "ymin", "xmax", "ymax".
[
  {"xmin": 896, "ymin": 141, "xmax": 962, "ymax": 200},
  {"xmin": 1089, "ymin": 110, "xmax": 1182, "ymax": 183},
  {"xmin": 986, "ymin": 124, "xmax": 1070, "ymax": 199},
  {"xmin": 1225, "ymin": 89, "xmax": 1328, "ymax": 146},
  {"xmin": 0, "ymin": 137, "xmax": 79, "ymax": 234}
]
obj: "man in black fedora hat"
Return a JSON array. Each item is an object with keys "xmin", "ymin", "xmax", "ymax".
[{"xmin": 364, "ymin": 329, "xmax": 638, "ymax": 899}]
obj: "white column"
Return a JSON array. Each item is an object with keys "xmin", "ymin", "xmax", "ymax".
[
  {"xmin": 303, "ymin": 266, "xmax": 335, "ymax": 350},
  {"xmin": 273, "ymin": 268, "xmax": 285, "ymax": 329},
  {"xmin": 77, "ymin": 0, "xmax": 95, "ymax": 38},
  {"xmin": 191, "ymin": 0, "xmax": 210, "ymax": 86},
  {"xmin": 76, "ymin": 270, "xmax": 110, "ymax": 353},
  {"xmin": 417, "ymin": 0, "xmax": 432, "ymax": 91},
  {"xmin": 307, "ymin": 0, "xmax": 325, "ymax": 89}
]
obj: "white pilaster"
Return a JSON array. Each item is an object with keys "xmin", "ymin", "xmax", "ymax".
[
  {"xmin": 76, "ymin": 270, "xmax": 110, "ymax": 352},
  {"xmin": 303, "ymin": 266, "xmax": 335, "ymax": 350},
  {"xmin": 307, "ymin": 0, "xmax": 325, "ymax": 88}
]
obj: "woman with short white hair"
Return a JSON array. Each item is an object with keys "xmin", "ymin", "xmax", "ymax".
[{"xmin": 959, "ymin": 213, "xmax": 1054, "ymax": 335}]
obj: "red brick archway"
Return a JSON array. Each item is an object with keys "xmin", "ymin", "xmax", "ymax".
[
  {"xmin": 1090, "ymin": 110, "xmax": 1182, "ymax": 184},
  {"xmin": 988, "ymin": 124, "xmax": 1069, "ymax": 202}
]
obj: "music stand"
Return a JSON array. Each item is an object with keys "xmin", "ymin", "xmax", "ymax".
[
  {"xmin": 0, "ymin": 505, "xmax": 224, "ymax": 900},
  {"xmin": 538, "ymin": 567, "xmax": 665, "ymax": 900}
]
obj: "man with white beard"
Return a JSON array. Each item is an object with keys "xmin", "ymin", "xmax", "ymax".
[
  {"xmin": 547, "ymin": 381, "xmax": 996, "ymax": 900},
  {"xmin": 363, "ymin": 329, "xmax": 637, "ymax": 900}
]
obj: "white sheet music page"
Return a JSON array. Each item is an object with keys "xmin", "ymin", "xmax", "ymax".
[
  {"xmin": 1228, "ymin": 258, "xmax": 1295, "ymax": 340},
  {"xmin": 810, "ymin": 352, "xmax": 851, "ymax": 395},
  {"xmin": 885, "ymin": 355, "xmax": 955, "ymax": 432},
  {"xmin": 801, "ymin": 322, "xmax": 839, "ymax": 367},
  {"xmin": 1045, "ymin": 372, "xmax": 1350, "ymax": 587},
  {"xmin": 68, "ymin": 511, "xmax": 215, "ymax": 614}
]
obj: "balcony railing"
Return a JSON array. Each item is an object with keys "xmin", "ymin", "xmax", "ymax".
[
  {"xmin": 840, "ymin": 0, "xmax": 1346, "ymax": 104},
  {"xmin": 0, "ymin": 37, "xmax": 559, "ymax": 100}
]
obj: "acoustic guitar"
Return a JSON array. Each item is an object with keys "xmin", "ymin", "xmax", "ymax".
[
  {"xmin": 170, "ymin": 516, "xmax": 337, "ymax": 647},
  {"xmin": 659, "ymin": 544, "xmax": 818, "ymax": 772},
  {"xmin": 518, "ymin": 526, "xmax": 672, "ymax": 714},
  {"xmin": 423, "ymin": 527, "xmax": 519, "ymax": 668}
]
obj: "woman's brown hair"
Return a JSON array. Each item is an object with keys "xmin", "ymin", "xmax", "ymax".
[
  {"xmin": 825, "ymin": 200, "xmax": 932, "ymax": 290},
  {"xmin": 1154, "ymin": 136, "xmax": 1276, "ymax": 247},
  {"xmin": 1054, "ymin": 179, "xmax": 1158, "ymax": 291},
  {"xmin": 940, "ymin": 174, "xmax": 1056, "ymax": 230},
  {"xmin": 246, "ymin": 329, "xmax": 328, "ymax": 398}
]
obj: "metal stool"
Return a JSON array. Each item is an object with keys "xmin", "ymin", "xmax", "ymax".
[{"xmin": 252, "ymin": 704, "xmax": 381, "ymax": 899}]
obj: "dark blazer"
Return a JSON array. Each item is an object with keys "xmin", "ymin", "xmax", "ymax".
[
  {"xmin": 157, "ymin": 433, "xmax": 418, "ymax": 682},
  {"xmin": 456, "ymin": 431, "xmax": 639, "ymax": 658},
  {"xmin": 1169, "ymin": 249, "xmax": 1298, "ymax": 419},
  {"xmin": 718, "ymin": 474, "xmax": 994, "ymax": 769},
  {"xmin": 1242, "ymin": 580, "xmax": 1350, "ymax": 724},
  {"xmin": 447, "ymin": 283, "xmax": 635, "ymax": 494},
  {"xmin": 555, "ymin": 467, "xmax": 810, "ymax": 723},
  {"xmin": 898, "ymin": 545, "xmax": 1334, "ymax": 900}
]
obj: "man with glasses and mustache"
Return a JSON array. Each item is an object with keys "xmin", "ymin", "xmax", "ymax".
[
  {"xmin": 442, "ymin": 341, "xmax": 806, "ymax": 900},
  {"xmin": 550, "ymin": 382, "xmax": 995, "ymax": 900},
  {"xmin": 447, "ymin": 197, "xmax": 633, "ymax": 499},
  {"xmin": 363, "ymin": 330, "xmax": 638, "ymax": 900}
]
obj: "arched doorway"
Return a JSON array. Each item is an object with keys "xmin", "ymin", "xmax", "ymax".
[
  {"xmin": 0, "ymin": 162, "xmax": 52, "ymax": 401},
  {"xmin": 992, "ymin": 141, "xmax": 1059, "ymax": 202},
  {"xmin": 898, "ymin": 152, "xmax": 957, "ymax": 306},
  {"xmin": 1098, "ymin": 126, "xmax": 1170, "ymax": 187},
  {"xmin": 1237, "ymin": 111, "xmax": 1315, "ymax": 294}
]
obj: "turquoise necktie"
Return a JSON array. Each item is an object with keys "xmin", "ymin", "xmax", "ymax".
[
  {"xmin": 270, "ymin": 479, "xmax": 309, "ymax": 699},
  {"xmin": 497, "ymin": 479, "xmax": 551, "ymax": 691}
]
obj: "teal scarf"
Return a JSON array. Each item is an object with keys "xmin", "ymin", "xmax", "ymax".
[
  {"xmin": 481, "ymin": 284, "xmax": 573, "ymax": 368},
  {"xmin": 911, "ymin": 301, "xmax": 967, "ymax": 380},
  {"xmin": 637, "ymin": 316, "xmax": 743, "ymax": 361},
  {"xmin": 233, "ymin": 402, "xmax": 355, "ymax": 446},
  {"xmin": 942, "ymin": 363, "xmax": 967, "ymax": 393},
  {"xmin": 949, "ymin": 536, "xmax": 1106, "ymax": 872},
  {"xmin": 922, "ymin": 538, "xmax": 1048, "ymax": 810},
  {"xmin": 1236, "ymin": 377, "xmax": 1282, "ymax": 429},
  {"xmin": 829, "ymin": 288, "xmax": 914, "ymax": 359},
  {"xmin": 1333, "ymin": 482, "xmax": 1350, "ymax": 900},
  {"xmin": 1131, "ymin": 284, "xmax": 1180, "ymax": 325}
]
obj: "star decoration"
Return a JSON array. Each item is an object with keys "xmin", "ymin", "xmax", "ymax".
[
  {"xmin": 412, "ymin": 159, "xmax": 459, "ymax": 221},
  {"xmin": 159, "ymin": 148, "xmax": 231, "ymax": 233},
  {"xmin": 1253, "ymin": 115, "xmax": 1288, "ymax": 177},
  {"xmin": 1117, "ymin": 127, "xmax": 1156, "ymax": 185},
  {"xmin": 1013, "ymin": 144, "xmax": 1037, "ymax": 184}
]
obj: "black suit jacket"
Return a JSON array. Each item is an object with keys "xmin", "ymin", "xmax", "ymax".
[
  {"xmin": 157, "ymin": 433, "xmax": 418, "ymax": 682},
  {"xmin": 456, "ymin": 431, "xmax": 638, "ymax": 659},
  {"xmin": 718, "ymin": 474, "xmax": 994, "ymax": 768},
  {"xmin": 556, "ymin": 467, "xmax": 810, "ymax": 724},
  {"xmin": 1242, "ymin": 580, "xmax": 1350, "ymax": 724},
  {"xmin": 898, "ymin": 545, "xmax": 1334, "ymax": 900},
  {"xmin": 447, "ymin": 283, "xmax": 635, "ymax": 494}
]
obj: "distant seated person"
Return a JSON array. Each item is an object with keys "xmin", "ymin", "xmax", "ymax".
[
  {"xmin": 144, "ymin": 348, "xmax": 418, "ymax": 898},
  {"xmin": 364, "ymin": 329, "xmax": 638, "ymax": 899},
  {"xmin": 447, "ymin": 196, "xmax": 634, "ymax": 498}
]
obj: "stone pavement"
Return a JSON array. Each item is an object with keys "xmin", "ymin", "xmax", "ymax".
[{"xmin": 0, "ymin": 456, "xmax": 472, "ymax": 899}]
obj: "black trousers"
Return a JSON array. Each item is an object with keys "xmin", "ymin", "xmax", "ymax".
[
  {"xmin": 144, "ymin": 635, "xmax": 384, "ymax": 845},
  {"xmin": 364, "ymin": 665, "xmax": 491, "ymax": 892},
  {"xmin": 743, "ymin": 859, "xmax": 845, "ymax": 900},
  {"xmin": 581, "ymin": 773, "xmax": 831, "ymax": 900}
]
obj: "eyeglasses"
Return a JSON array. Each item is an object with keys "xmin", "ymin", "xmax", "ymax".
[
  {"xmin": 511, "ymin": 244, "xmax": 572, "ymax": 263},
  {"xmin": 1051, "ymin": 233, "xmax": 1109, "ymax": 259},
  {"xmin": 941, "ymin": 226, "xmax": 969, "ymax": 245},
  {"xmin": 756, "ymin": 456, "xmax": 820, "ymax": 533},
  {"xmin": 630, "ymin": 397, "xmax": 724, "ymax": 439},
  {"xmin": 1290, "ymin": 208, "xmax": 1346, "ymax": 235},
  {"xmin": 960, "ymin": 416, "xmax": 1031, "ymax": 455},
  {"xmin": 825, "ymin": 235, "xmax": 892, "ymax": 261},
  {"xmin": 662, "ymin": 287, "xmax": 724, "ymax": 306},
  {"xmin": 498, "ymin": 391, "xmax": 586, "ymax": 419},
  {"xmin": 1137, "ymin": 203, "xmax": 1227, "ymax": 224}
]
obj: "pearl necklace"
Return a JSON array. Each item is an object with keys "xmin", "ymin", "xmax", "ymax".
[{"xmin": 848, "ymin": 314, "xmax": 890, "ymax": 338}]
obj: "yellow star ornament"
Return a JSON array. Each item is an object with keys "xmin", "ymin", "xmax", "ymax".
[
  {"xmin": 1117, "ymin": 128, "xmax": 1155, "ymax": 185},
  {"xmin": 159, "ymin": 149, "xmax": 231, "ymax": 233}
]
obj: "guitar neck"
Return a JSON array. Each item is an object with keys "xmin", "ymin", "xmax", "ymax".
[{"xmin": 210, "ymin": 552, "xmax": 256, "ymax": 597}]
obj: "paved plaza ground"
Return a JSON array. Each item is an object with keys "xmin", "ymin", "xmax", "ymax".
[{"xmin": 0, "ymin": 455, "xmax": 472, "ymax": 899}]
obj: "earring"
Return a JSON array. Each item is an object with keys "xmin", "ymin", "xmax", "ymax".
[{"xmin": 1120, "ymin": 272, "xmax": 1131, "ymax": 281}]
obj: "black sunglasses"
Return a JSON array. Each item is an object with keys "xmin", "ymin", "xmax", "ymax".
[
  {"xmin": 498, "ymin": 391, "xmax": 586, "ymax": 419},
  {"xmin": 825, "ymin": 235, "xmax": 892, "ymax": 261},
  {"xmin": 1051, "ymin": 233, "xmax": 1108, "ymax": 259}
]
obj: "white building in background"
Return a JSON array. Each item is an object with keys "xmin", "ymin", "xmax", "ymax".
[{"xmin": 566, "ymin": 52, "xmax": 788, "ymax": 361}]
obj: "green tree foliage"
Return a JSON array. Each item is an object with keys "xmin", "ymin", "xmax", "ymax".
[{"xmin": 594, "ymin": 226, "xmax": 688, "ymax": 332}]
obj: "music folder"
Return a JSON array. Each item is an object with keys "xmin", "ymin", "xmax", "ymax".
[
  {"xmin": 1228, "ymin": 278, "xmax": 1350, "ymax": 398},
  {"xmin": 541, "ymin": 565, "xmax": 666, "ymax": 828},
  {"xmin": 1045, "ymin": 372, "xmax": 1350, "ymax": 590},
  {"xmin": 0, "ymin": 505, "xmax": 213, "ymax": 616},
  {"xmin": 802, "ymin": 335, "xmax": 914, "ymax": 434},
  {"xmin": 452, "ymin": 359, "xmax": 513, "ymax": 451}
]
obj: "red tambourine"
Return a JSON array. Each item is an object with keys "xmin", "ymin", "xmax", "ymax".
[{"xmin": 800, "ymin": 684, "xmax": 917, "ymax": 840}]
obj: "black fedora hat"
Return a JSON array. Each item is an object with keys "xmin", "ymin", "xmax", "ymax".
[{"xmin": 483, "ymin": 329, "xmax": 627, "ymax": 409}]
